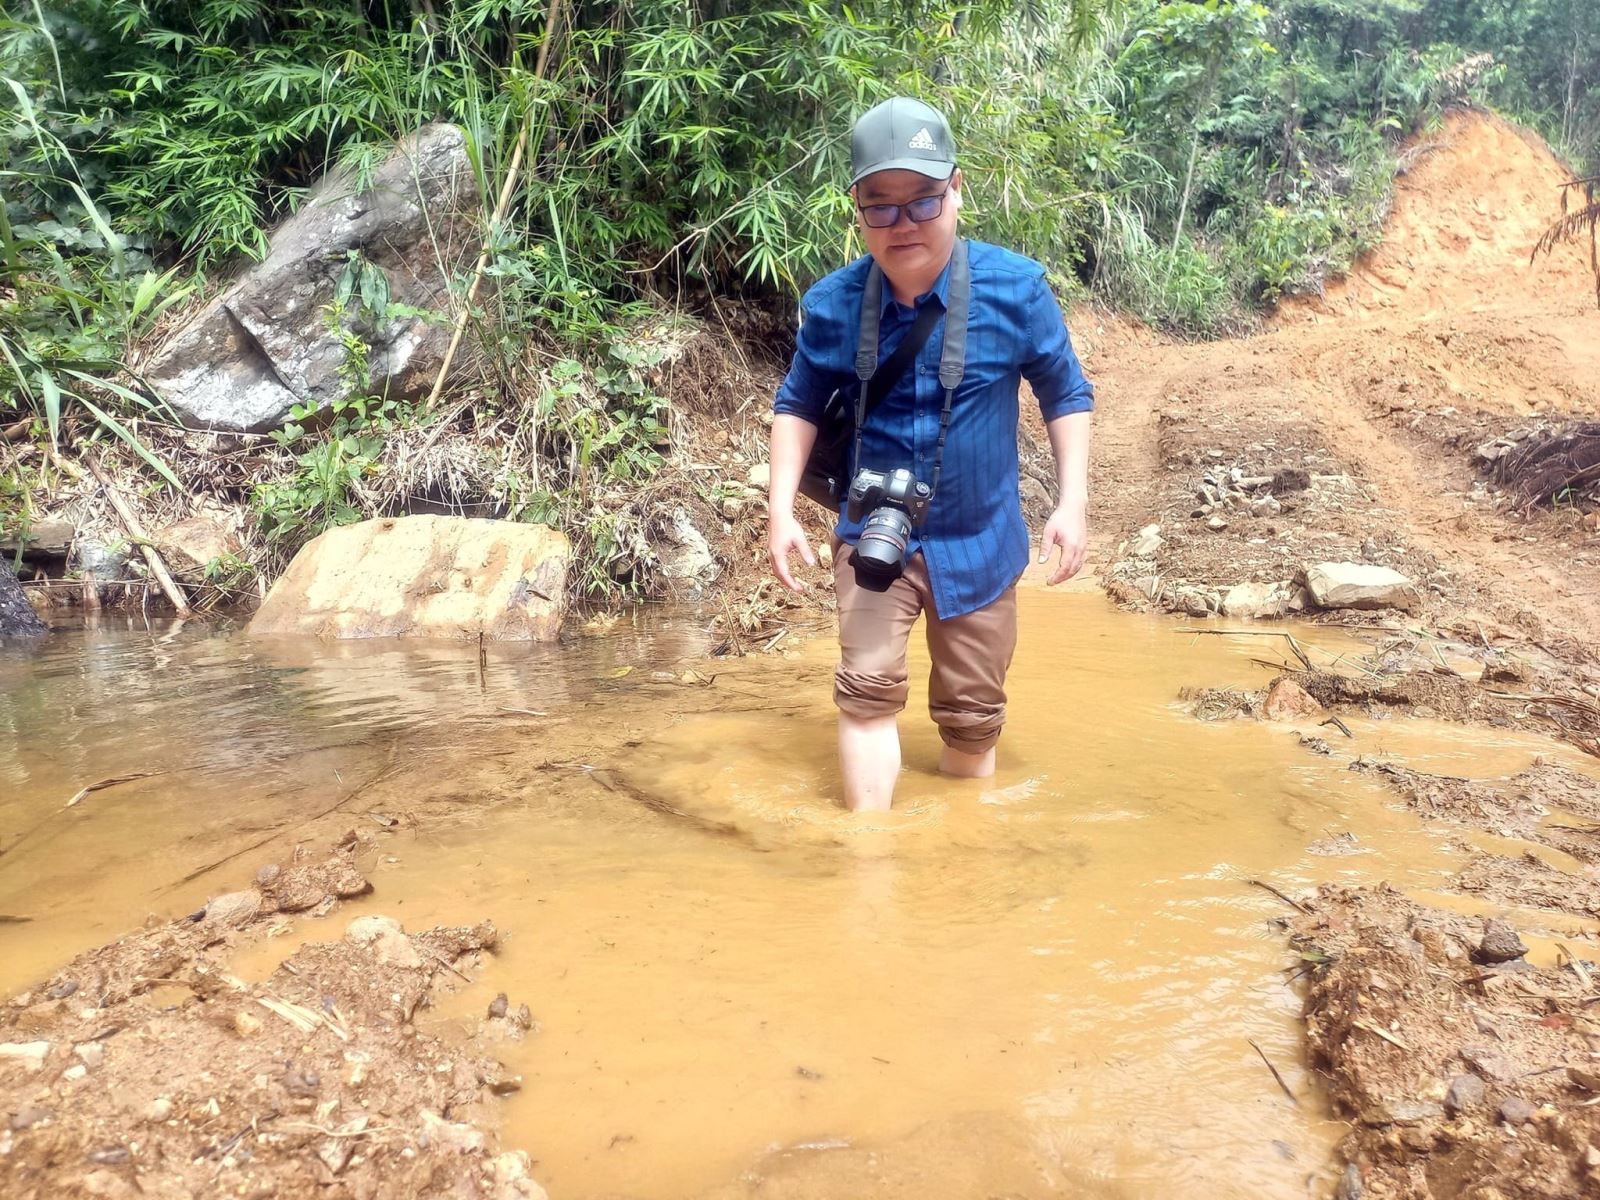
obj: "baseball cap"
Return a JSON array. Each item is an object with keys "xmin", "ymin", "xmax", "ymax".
[{"xmin": 849, "ymin": 97, "xmax": 957, "ymax": 188}]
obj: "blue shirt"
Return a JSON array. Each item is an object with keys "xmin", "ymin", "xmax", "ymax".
[{"xmin": 773, "ymin": 240, "xmax": 1094, "ymax": 619}]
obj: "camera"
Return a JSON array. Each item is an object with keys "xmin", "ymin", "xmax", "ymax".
[{"xmin": 846, "ymin": 467, "xmax": 932, "ymax": 591}]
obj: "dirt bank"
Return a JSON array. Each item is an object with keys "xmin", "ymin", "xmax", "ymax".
[
  {"xmin": 1083, "ymin": 108, "xmax": 1600, "ymax": 1198},
  {"xmin": 0, "ymin": 837, "xmax": 541, "ymax": 1200}
]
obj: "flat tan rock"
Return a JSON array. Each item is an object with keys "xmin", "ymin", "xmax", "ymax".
[{"xmin": 250, "ymin": 516, "xmax": 568, "ymax": 640}]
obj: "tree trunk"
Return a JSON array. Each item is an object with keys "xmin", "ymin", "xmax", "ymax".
[{"xmin": 0, "ymin": 559, "xmax": 47, "ymax": 636}]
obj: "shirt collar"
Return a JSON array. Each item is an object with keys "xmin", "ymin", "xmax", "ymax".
[{"xmin": 880, "ymin": 242, "xmax": 957, "ymax": 315}]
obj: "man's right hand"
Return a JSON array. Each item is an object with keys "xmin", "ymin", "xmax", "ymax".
[{"xmin": 768, "ymin": 511, "xmax": 817, "ymax": 594}]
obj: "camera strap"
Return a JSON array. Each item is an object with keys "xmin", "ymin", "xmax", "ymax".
[{"xmin": 850, "ymin": 238, "xmax": 971, "ymax": 506}]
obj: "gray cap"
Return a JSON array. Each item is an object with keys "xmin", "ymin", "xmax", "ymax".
[{"xmin": 849, "ymin": 97, "xmax": 956, "ymax": 188}]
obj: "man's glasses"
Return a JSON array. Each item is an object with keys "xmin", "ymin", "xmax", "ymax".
[{"xmin": 855, "ymin": 184, "xmax": 952, "ymax": 229}]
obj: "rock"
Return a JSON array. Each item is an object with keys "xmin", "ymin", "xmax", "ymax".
[
  {"xmin": 0, "ymin": 1041, "xmax": 49, "ymax": 1072},
  {"xmin": 1263, "ymin": 678, "xmax": 1323, "ymax": 721},
  {"xmin": 73, "ymin": 1042, "xmax": 104, "ymax": 1070},
  {"xmin": 142, "ymin": 1096, "xmax": 174, "ymax": 1124},
  {"xmin": 234, "ymin": 1011, "xmax": 263, "ymax": 1037},
  {"xmin": 746, "ymin": 463, "xmax": 771, "ymax": 493},
  {"xmin": 72, "ymin": 538, "xmax": 129, "ymax": 582},
  {"xmin": 1270, "ymin": 467, "xmax": 1311, "ymax": 493},
  {"xmin": 0, "ymin": 519, "xmax": 75, "ymax": 559},
  {"xmin": 1360, "ymin": 1098, "xmax": 1443, "ymax": 1126},
  {"xmin": 1128, "ymin": 524, "xmax": 1163, "ymax": 558},
  {"xmin": 658, "ymin": 507, "xmax": 719, "ymax": 591},
  {"xmin": 344, "ymin": 916, "xmax": 423, "ymax": 969},
  {"xmin": 251, "ymin": 516, "xmax": 569, "ymax": 641},
  {"xmin": 1475, "ymin": 919, "xmax": 1527, "ymax": 965},
  {"xmin": 1498, "ymin": 1096, "xmax": 1535, "ymax": 1125},
  {"xmin": 512, "ymin": 1004, "xmax": 534, "ymax": 1032},
  {"xmin": 155, "ymin": 516, "xmax": 238, "ymax": 581},
  {"xmin": 263, "ymin": 855, "xmax": 371, "ymax": 913},
  {"xmin": 487, "ymin": 994, "xmax": 509, "ymax": 1020},
  {"xmin": 1569, "ymin": 1065, "xmax": 1600, "ymax": 1091},
  {"xmin": 86, "ymin": 1145, "xmax": 129, "ymax": 1165},
  {"xmin": 1250, "ymin": 495, "xmax": 1282, "ymax": 517},
  {"xmin": 1461, "ymin": 1045, "xmax": 1519, "ymax": 1083},
  {"xmin": 203, "ymin": 890, "xmax": 262, "ymax": 929},
  {"xmin": 147, "ymin": 124, "xmax": 478, "ymax": 432},
  {"xmin": 1333, "ymin": 1161, "xmax": 1362, "ymax": 1200},
  {"xmin": 1303, "ymin": 562, "xmax": 1422, "ymax": 613},
  {"xmin": 489, "ymin": 1150, "xmax": 550, "ymax": 1200},
  {"xmin": 419, "ymin": 1108, "xmax": 486, "ymax": 1155},
  {"xmin": 1222, "ymin": 580, "xmax": 1298, "ymax": 619},
  {"xmin": 1360, "ymin": 537, "xmax": 1381, "ymax": 562},
  {"xmin": 1445, "ymin": 1074, "xmax": 1486, "ymax": 1115},
  {"xmin": 0, "ymin": 559, "xmax": 46, "ymax": 636},
  {"xmin": 1206, "ymin": 516, "xmax": 1229, "ymax": 532},
  {"xmin": 255, "ymin": 863, "xmax": 282, "ymax": 887},
  {"xmin": 1019, "ymin": 474, "xmax": 1053, "ymax": 517},
  {"xmin": 9, "ymin": 1106, "xmax": 50, "ymax": 1131}
]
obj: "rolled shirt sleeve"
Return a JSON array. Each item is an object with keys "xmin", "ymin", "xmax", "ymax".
[{"xmin": 1022, "ymin": 273, "xmax": 1094, "ymax": 421}]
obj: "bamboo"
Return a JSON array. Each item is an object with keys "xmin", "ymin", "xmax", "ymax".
[
  {"xmin": 86, "ymin": 458, "xmax": 192, "ymax": 616},
  {"xmin": 422, "ymin": 0, "xmax": 565, "ymax": 411}
]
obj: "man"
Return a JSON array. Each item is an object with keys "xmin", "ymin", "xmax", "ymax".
[{"xmin": 767, "ymin": 96, "xmax": 1093, "ymax": 812}]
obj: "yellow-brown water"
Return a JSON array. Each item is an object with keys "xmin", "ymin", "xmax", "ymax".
[{"xmin": 4, "ymin": 586, "xmax": 1597, "ymax": 1198}]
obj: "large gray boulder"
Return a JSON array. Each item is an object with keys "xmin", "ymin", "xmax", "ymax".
[
  {"xmin": 0, "ymin": 559, "xmax": 46, "ymax": 636},
  {"xmin": 147, "ymin": 124, "xmax": 478, "ymax": 432}
]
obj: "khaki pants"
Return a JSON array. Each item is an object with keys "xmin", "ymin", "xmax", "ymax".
[{"xmin": 832, "ymin": 550, "xmax": 1019, "ymax": 753}]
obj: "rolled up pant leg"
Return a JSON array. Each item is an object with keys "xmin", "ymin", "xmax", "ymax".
[
  {"xmin": 833, "ymin": 550, "xmax": 923, "ymax": 719},
  {"xmin": 924, "ymin": 581, "xmax": 1018, "ymax": 753}
]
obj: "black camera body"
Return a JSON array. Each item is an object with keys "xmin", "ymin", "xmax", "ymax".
[{"xmin": 846, "ymin": 468, "xmax": 932, "ymax": 592}]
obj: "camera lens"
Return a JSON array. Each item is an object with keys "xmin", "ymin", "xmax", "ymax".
[{"xmin": 852, "ymin": 506, "xmax": 911, "ymax": 592}]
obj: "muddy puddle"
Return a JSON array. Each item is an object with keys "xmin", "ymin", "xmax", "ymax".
[{"xmin": 5, "ymin": 588, "xmax": 1599, "ymax": 1199}]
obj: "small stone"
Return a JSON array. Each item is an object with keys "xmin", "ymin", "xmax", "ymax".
[
  {"xmin": 419, "ymin": 1108, "xmax": 486, "ymax": 1155},
  {"xmin": 1207, "ymin": 516, "xmax": 1229, "ymax": 532},
  {"xmin": 86, "ymin": 1146, "xmax": 131, "ymax": 1165},
  {"xmin": 255, "ymin": 863, "xmax": 281, "ymax": 886},
  {"xmin": 73, "ymin": 1042, "xmax": 105, "ymax": 1070},
  {"xmin": 1303, "ymin": 562, "xmax": 1421, "ymax": 613},
  {"xmin": 0, "ymin": 1036, "xmax": 50, "ymax": 1075},
  {"xmin": 1299, "ymin": 735, "xmax": 1333, "ymax": 755},
  {"xmin": 1476, "ymin": 919, "xmax": 1527, "ymax": 965},
  {"xmin": 1445, "ymin": 1074, "xmax": 1486, "ymax": 1115},
  {"xmin": 284, "ymin": 1067, "xmax": 321, "ymax": 1097},
  {"xmin": 487, "ymin": 993, "xmax": 509, "ymax": 1020},
  {"xmin": 234, "ymin": 1011, "xmax": 263, "ymax": 1037},
  {"xmin": 1270, "ymin": 467, "xmax": 1311, "ymax": 493},
  {"xmin": 1499, "ymin": 1096, "xmax": 1535, "ymax": 1125},
  {"xmin": 1251, "ymin": 495, "xmax": 1282, "ymax": 517},
  {"xmin": 1461, "ymin": 1045, "xmax": 1519, "ymax": 1083},
  {"xmin": 1569, "ymin": 1065, "xmax": 1600, "ymax": 1091},
  {"xmin": 1128, "ymin": 523, "xmax": 1163, "ymax": 558},
  {"xmin": 9, "ymin": 1106, "xmax": 50, "ymax": 1131},
  {"xmin": 513, "ymin": 1004, "xmax": 534, "ymax": 1031},
  {"xmin": 486, "ymin": 1073, "xmax": 524, "ymax": 1096},
  {"xmin": 142, "ymin": 1097, "xmax": 174, "ymax": 1124},
  {"xmin": 203, "ymin": 890, "xmax": 261, "ymax": 928},
  {"xmin": 344, "ymin": 915, "xmax": 423, "ymax": 968},
  {"xmin": 44, "ymin": 980, "xmax": 79, "ymax": 1001},
  {"xmin": 746, "ymin": 463, "xmax": 770, "ymax": 492},
  {"xmin": 1333, "ymin": 1161, "xmax": 1362, "ymax": 1200},
  {"xmin": 1263, "ymin": 677, "xmax": 1323, "ymax": 721},
  {"xmin": 489, "ymin": 1150, "xmax": 550, "ymax": 1200},
  {"xmin": 62, "ymin": 1063, "xmax": 88, "ymax": 1082}
]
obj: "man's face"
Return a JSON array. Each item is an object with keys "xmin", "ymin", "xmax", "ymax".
[{"xmin": 852, "ymin": 168, "xmax": 962, "ymax": 282}]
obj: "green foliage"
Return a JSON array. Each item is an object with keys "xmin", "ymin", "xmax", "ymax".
[{"xmin": 2, "ymin": 0, "xmax": 1597, "ymax": 596}]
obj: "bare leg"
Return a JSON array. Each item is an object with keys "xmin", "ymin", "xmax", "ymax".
[
  {"xmin": 839, "ymin": 713, "xmax": 901, "ymax": 811},
  {"xmin": 939, "ymin": 743, "xmax": 996, "ymax": 779}
]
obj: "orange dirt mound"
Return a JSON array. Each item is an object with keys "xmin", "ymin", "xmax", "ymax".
[{"xmin": 1281, "ymin": 110, "xmax": 1595, "ymax": 323}]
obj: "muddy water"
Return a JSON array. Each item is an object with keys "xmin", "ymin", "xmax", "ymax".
[{"xmin": 5, "ymin": 590, "xmax": 1597, "ymax": 1199}]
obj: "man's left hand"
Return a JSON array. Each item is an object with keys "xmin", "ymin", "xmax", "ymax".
[{"xmin": 1038, "ymin": 502, "xmax": 1088, "ymax": 585}]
